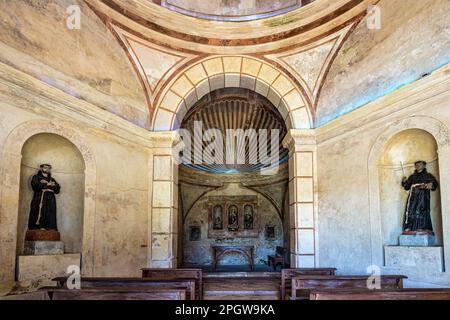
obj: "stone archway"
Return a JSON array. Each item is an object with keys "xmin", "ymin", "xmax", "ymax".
[
  {"xmin": 152, "ymin": 56, "xmax": 312, "ymax": 131},
  {"xmin": 0, "ymin": 119, "xmax": 97, "ymax": 289},
  {"xmin": 367, "ymin": 116, "xmax": 450, "ymax": 268}
]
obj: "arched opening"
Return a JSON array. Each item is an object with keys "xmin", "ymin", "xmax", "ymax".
[
  {"xmin": 378, "ymin": 129, "xmax": 443, "ymax": 246},
  {"xmin": 17, "ymin": 133, "xmax": 85, "ymax": 257},
  {"xmin": 176, "ymin": 88, "xmax": 290, "ymax": 271}
]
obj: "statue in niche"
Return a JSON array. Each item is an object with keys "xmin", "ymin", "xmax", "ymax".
[
  {"xmin": 243, "ymin": 204, "xmax": 253, "ymax": 229},
  {"xmin": 28, "ymin": 164, "xmax": 61, "ymax": 231},
  {"xmin": 265, "ymin": 226, "xmax": 275, "ymax": 239},
  {"xmin": 227, "ymin": 205, "xmax": 239, "ymax": 231},
  {"xmin": 401, "ymin": 160, "xmax": 439, "ymax": 235},
  {"xmin": 213, "ymin": 205, "xmax": 223, "ymax": 230},
  {"xmin": 190, "ymin": 226, "xmax": 201, "ymax": 241}
]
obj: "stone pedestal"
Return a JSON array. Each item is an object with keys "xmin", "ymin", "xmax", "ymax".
[
  {"xmin": 24, "ymin": 241, "xmax": 64, "ymax": 255},
  {"xmin": 385, "ymin": 246, "xmax": 444, "ymax": 272},
  {"xmin": 25, "ymin": 229, "xmax": 60, "ymax": 241},
  {"xmin": 16, "ymin": 254, "xmax": 81, "ymax": 288},
  {"xmin": 399, "ymin": 234, "xmax": 436, "ymax": 246}
]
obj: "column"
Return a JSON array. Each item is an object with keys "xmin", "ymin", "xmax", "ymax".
[
  {"xmin": 148, "ymin": 131, "xmax": 180, "ymax": 268},
  {"xmin": 283, "ymin": 129, "xmax": 318, "ymax": 268}
]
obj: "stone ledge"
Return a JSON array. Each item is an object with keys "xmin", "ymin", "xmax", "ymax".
[
  {"xmin": 23, "ymin": 241, "xmax": 64, "ymax": 255},
  {"xmin": 399, "ymin": 234, "xmax": 437, "ymax": 247},
  {"xmin": 17, "ymin": 253, "xmax": 81, "ymax": 289}
]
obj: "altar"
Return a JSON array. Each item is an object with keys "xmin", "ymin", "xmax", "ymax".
[{"xmin": 211, "ymin": 246, "xmax": 255, "ymax": 271}]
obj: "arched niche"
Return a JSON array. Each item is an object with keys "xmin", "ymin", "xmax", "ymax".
[
  {"xmin": 0, "ymin": 120, "xmax": 96, "ymax": 290},
  {"xmin": 17, "ymin": 133, "xmax": 86, "ymax": 254},
  {"xmin": 378, "ymin": 129, "xmax": 442, "ymax": 246},
  {"xmin": 367, "ymin": 116, "xmax": 450, "ymax": 268},
  {"xmin": 182, "ymin": 183, "xmax": 283, "ymax": 267}
]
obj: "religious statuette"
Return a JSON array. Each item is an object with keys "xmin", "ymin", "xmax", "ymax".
[
  {"xmin": 244, "ymin": 204, "xmax": 254, "ymax": 229},
  {"xmin": 28, "ymin": 164, "xmax": 61, "ymax": 231},
  {"xmin": 213, "ymin": 205, "xmax": 223, "ymax": 230},
  {"xmin": 190, "ymin": 226, "xmax": 201, "ymax": 241},
  {"xmin": 402, "ymin": 160, "xmax": 439, "ymax": 235},
  {"xmin": 227, "ymin": 205, "xmax": 239, "ymax": 231}
]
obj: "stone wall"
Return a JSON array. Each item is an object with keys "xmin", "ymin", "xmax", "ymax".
[
  {"xmin": 316, "ymin": 0, "xmax": 450, "ymax": 126},
  {"xmin": 0, "ymin": 0, "xmax": 148, "ymax": 127}
]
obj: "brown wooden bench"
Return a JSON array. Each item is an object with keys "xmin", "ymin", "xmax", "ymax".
[
  {"xmin": 281, "ymin": 268, "xmax": 337, "ymax": 300},
  {"xmin": 52, "ymin": 276, "xmax": 196, "ymax": 300},
  {"xmin": 290, "ymin": 275, "xmax": 406, "ymax": 300},
  {"xmin": 46, "ymin": 288, "xmax": 186, "ymax": 300},
  {"xmin": 0, "ymin": 291, "xmax": 49, "ymax": 300},
  {"xmin": 141, "ymin": 268, "xmax": 203, "ymax": 299},
  {"xmin": 310, "ymin": 288, "xmax": 450, "ymax": 300}
]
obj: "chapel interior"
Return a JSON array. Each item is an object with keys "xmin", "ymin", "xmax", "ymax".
[{"xmin": 0, "ymin": 0, "xmax": 450, "ymax": 300}]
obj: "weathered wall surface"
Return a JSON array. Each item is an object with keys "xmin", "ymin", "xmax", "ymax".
[
  {"xmin": 0, "ymin": 0, "xmax": 149, "ymax": 127},
  {"xmin": 316, "ymin": 0, "xmax": 450, "ymax": 126}
]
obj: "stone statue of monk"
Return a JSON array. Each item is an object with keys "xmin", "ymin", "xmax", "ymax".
[
  {"xmin": 401, "ymin": 160, "xmax": 438, "ymax": 235},
  {"xmin": 28, "ymin": 164, "xmax": 61, "ymax": 231}
]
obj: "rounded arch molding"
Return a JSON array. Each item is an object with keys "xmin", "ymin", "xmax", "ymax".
[
  {"xmin": 367, "ymin": 116, "xmax": 450, "ymax": 268},
  {"xmin": 0, "ymin": 119, "xmax": 97, "ymax": 286},
  {"xmin": 152, "ymin": 56, "xmax": 312, "ymax": 131}
]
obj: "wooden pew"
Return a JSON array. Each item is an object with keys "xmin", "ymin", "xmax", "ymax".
[
  {"xmin": 281, "ymin": 268, "xmax": 337, "ymax": 300},
  {"xmin": 290, "ymin": 275, "xmax": 406, "ymax": 300},
  {"xmin": 46, "ymin": 288, "xmax": 186, "ymax": 300},
  {"xmin": 141, "ymin": 268, "xmax": 203, "ymax": 299},
  {"xmin": 53, "ymin": 277, "xmax": 196, "ymax": 300},
  {"xmin": 310, "ymin": 288, "xmax": 450, "ymax": 300},
  {"xmin": 0, "ymin": 291, "xmax": 49, "ymax": 300}
]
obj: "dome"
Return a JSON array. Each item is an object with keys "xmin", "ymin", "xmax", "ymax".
[{"xmin": 154, "ymin": 0, "xmax": 315, "ymax": 21}]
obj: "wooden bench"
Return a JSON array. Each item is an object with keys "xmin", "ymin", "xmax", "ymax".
[
  {"xmin": 141, "ymin": 268, "xmax": 203, "ymax": 299},
  {"xmin": 0, "ymin": 291, "xmax": 49, "ymax": 300},
  {"xmin": 53, "ymin": 276, "xmax": 196, "ymax": 300},
  {"xmin": 281, "ymin": 268, "xmax": 337, "ymax": 300},
  {"xmin": 268, "ymin": 246, "xmax": 287, "ymax": 271},
  {"xmin": 310, "ymin": 288, "xmax": 450, "ymax": 300},
  {"xmin": 46, "ymin": 288, "xmax": 186, "ymax": 300},
  {"xmin": 290, "ymin": 275, "xmax": 406, "ymax": 300}
]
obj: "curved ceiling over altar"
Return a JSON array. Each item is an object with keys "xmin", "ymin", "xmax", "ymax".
[{"xmin": 180, "ymin": 88, "xmax": 289, "ymax": 173}]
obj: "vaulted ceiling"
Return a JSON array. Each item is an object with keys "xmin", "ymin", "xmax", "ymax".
[
  {"xmin": 180, "ymin": 88, "xmax": 288, "ymax": 173},
  {"xmin": 1, "ymin": 0, "xmax": 448, "ymax": 130},
  {"xmin": 87, "ymin": 0, "xmax": 375, "ymax": 129}
]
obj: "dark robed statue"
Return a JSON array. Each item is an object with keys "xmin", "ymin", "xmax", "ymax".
[
  {"xmin": 401, "ymin": 161, "xmax": 438, "ymax": 235},
  {"xmin": 28, "ymin": 164, "xmax": 61, "ymax": 231}
]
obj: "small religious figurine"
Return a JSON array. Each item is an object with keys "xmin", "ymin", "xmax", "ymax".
[
  {"xmin": 243, "ymin": 204, "xmax": 253, "ymax": 229},
  {"xmin": 213, "ymin": 205, "xmax": 223, "ymax": 230},
  {"xmin": 190, "ymin": 226, "xmax": 201, "ymax": 241},
  {"xmin": 28, "ymin": 164, "xmax": 61, "ymax": 231},
  {"xmin": 228, "ymin": 205, "xmax": 238, "ymax": 230},
  {"xmin": 401, "ymin": 160, "xmax": 438, "ymax": 235}
]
